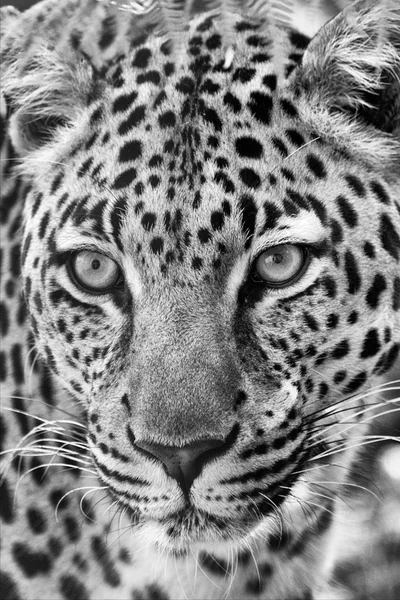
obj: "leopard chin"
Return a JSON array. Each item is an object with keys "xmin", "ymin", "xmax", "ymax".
[{"xmin": 139, "ymin": 507, "xmax": 263, "ymax": 554}]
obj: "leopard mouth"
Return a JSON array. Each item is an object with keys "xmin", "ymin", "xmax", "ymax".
[
  {"xmin": 103, "ymin": 459, "xmax": 306, "ymax": 551},
  {"xmin": 155, "ymin": 506, "xmax": 259, "ymax": 551}
]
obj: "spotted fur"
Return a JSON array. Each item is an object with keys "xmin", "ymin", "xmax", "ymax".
[{"xmin": 0, "ymin": 1, "xmax": 399, "ymax": 599}]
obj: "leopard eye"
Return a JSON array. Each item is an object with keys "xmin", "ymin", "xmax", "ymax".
[
  {"xmin": 70, "ymin": 251, "xmax": 121, "ymax": 292},
  {"xmin": 253, "ymin": 244, "xmax": 308, "ymax": 287}
]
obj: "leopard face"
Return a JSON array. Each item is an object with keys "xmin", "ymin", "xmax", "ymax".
[{"xmin": 4, "ymin": 4, "xmax": 399, "ymax": 553}]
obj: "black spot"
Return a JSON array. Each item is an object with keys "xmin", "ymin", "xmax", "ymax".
[
  {"xmin": 234, "ymin": 390, "xmax": 248, "ymax": 410},
  {"xmin": 99, "ymin": 14, "xmax": 116, "ymax": 49},
  {"xmin": 236, "ymin": 136, "xmax": 263, "ymax": 159},
  {"xmin": 223, "ymin": 92, "xmax": 241, "ymax": 113},
  {"xmin": 326, "ymin": 313, "xmax": 339, "ymax": 328},
  {"xmin": 334, "ymin": 370, "xmax": 346, "ymax": 384},
  {"xmin": 198, "ymin": 228, "xmax": 212, "ymax": 243},
  {"xmin": 331, "ymin": 339, "xmax": 350, "ymax": 359},
  {"xmin": 26, "ymin": 507, "xmax": 47, "ymax": 534},
  {"xmin": 214, "ymin": 172, "xmax": 235, "ymax": 194},
  {"xmin": 91, "ymin": 535, "xmax": 121, "ymax": 587},
  {"xmin": 141, "ymin": 213, "xmax": 156, "ymax": 231},
  {"xmin": 200, "ymin": 79, "xmax": 220, "ymax": 96},
  {"xmin": 12, "ymin": 543, "xmax": 51, "ymax": 577},
  {"xmin": 366, "ymin": 273, "xmax": 387, "ymax": 309},
  {"xmin": 112, "ymin": 90, "xmax": 138, "ymax": 113},
  {"xmin": 263, "ymin": 202, "xmax": 282, "ymax": 229},
  {"xmin": 0, "ymin": 571, "xmax": 22, "ymax": 600},
  {"xmin": 393, "ymin": 277, "xmax": 400, "ymax": 311},
  {"xmin": 344, "ymin": 250, "xmax": 361, "ymax": 294},
  {"xmin": 268, "ymin": 529, "xmax": 290, "ymax": 551},
  {"xmin": 240, "ymin": 195, "xmax": 257, "ymax": 249},
  {"xmin": 137, "ymin": 70, "xmax": 161, "ymax": 85},
  {"xmin": 207, "ymin": 136, "xmax": 219, "ymax": 150},
  {"xmin": 383, "ymin": 344, "xmax": 399, "ymax": 373},
  {"xmin": 10, "ymin": 243, "xmax": 21, "ymax": 277},
  {"xmin": 345, "ymin": 174, "xmax": 365, "ymax": 197},
  {"xmin": 251, "ymin": 52, "xmax": 270, "ymax": 63},
  {"xmin": 280, "ymin": 98, "xmax": 298, "ymax": 117},
  {"xmin": 240, "ymin": 168, "xmax": 261, "ymax": 189},
  {"xmin": 200, "ymin": 104, "xmax": 222, "ymax": 131},
  {"xmin": 370, "ymin": 180, "xmax": 390, "ymax": 204},
  {"xmin": 63, "ymin": 515, "xmax": 81, "ymax": 542},
  {"xmin": 290, "ymin": 31, "xmax": 310, "ymax": 48},
  {"xmin": 135, "ymin": 181, "xmax": 144, "ymax": 196},
  {"xmin": 281, "ymin": 167, "xmax": 295, "ymax": 182},
  {"xmin": 150, "ymin": 237, "xmax": 164, "ymax": 254},
  {"xmin": 149, "ymin": 154, "xmax": 163, "ymax": 168},
  {"xmin": 330, "ymin": 219, "xmax": 343, "ymax": 244},
  {"xmin": 148, "ymin": 175, "xmax": 160, "ymax": 188},
  {"xmin": 153, "ymin": 90, "xmax": 167, "ymax": 109},
  {"xmin": 89, "ymin": 106, "xmax": 103, "ymax": 125},
  {"xmin": 380, "ymin": 213, "xmax": 400, "ymax": 260},
  {"xmin": 11, "ymin": 344, "xmax": 24, "ymax": 385},
  {"xmin": 210, "ymin": 211, "xmax": 225, "ymax": 231},
  {"xmin": 347, "ymin": 310, "xmax": 358, "ymax": 324},
  {"xmin": 110, "ymin": 196, "xmax": 128, "ymax": 251},
  {"xmin": 164, "ymin": 62, "xmax": 175, "ymax": 77},
  {"xmin": 111, "ymin": 64, "xmax": 124, "ymax": 88},
  {"xmin": 285, "ymin": 128, "xmax": 305, "ymax": 147},
  {"xmin": 0, "ymin": 352, "xmax": 6, "ymax": 380},
  {"xmin": 158, "ymin": 111, "xmax": 176, "ymax": 128},
  {"xmin": 132, "ymin": 47, "xmax": 152, "ymax": 69},
  {"xmin": 113, "ymin": 168, "xmax": 137, "ymax": 189},
  {"xmin": 176, "ymin": 76, "xmax": 195, "ymax": 95},
  {"xmin": 263, "ymin": 74, "xmax": 277, "ymax": 91},
  {"xmin": 31, "ymin": 193, "xmax": 43, "ymax": 217},
  {"xmin": 50, "ymin": 172, "xmax": 64, "ymax": 195},
  {"xmin": 343, "ymin": 372, "xmax": 367, "ymax": 394},
  {"xmin": 217, "ymin": 157, "xmax": 229, "ymax": 170},
  {"xmin": 119, "ymin": 139, "xmax": 142, "ymax": 163},
  {"xmin": 319, "ymin": 382, "xmax": 329, "ymax": 397},
  {"xmin": 49, "ymin": 489, "xmax": 69, "ymax": 511},
  {"xmin": 248, "ymin": 92, "xmax": 273, "ymax": 125},
  {"xmin": 306, "ymin": 194, "xmax": 327, "ymax": 224},
  {"xmin": 336, "ymin": 195, "xmax": 358, "ymax": 227},
  {"xmin": 206, "ymin": 33, "xmax": 221, "ymax": 49},
  {"xmin": 233, "ymin": 67, "xmax": 256, "ymax": 83},
  {"xmin": 363, "ymin": 241, "xmax": 375, "ymax": 258},
  {"xmin": 360, "ymin": 328, "xmax": 381, "ymax": 358},
  {"xmin": 118, "ymin": 105, "xmax": 146, "ymax": 135},
  {"xmin": 272, "ymin": 137, "xmax": 288, "ymax": 157},
  {"xmin": 304, "ymin": 312, "xmax": 319, "ymax": 331},
  {"xmin": 0, "ymin": 479, "xmax": 14, "ymax": 523},
  {"xmin": 84, "ymin": 132, "xmax": 98, "ymax": 151},
  {"xmin": 306, "ymin": 153, "xmax": 326, "ymax": 178}
]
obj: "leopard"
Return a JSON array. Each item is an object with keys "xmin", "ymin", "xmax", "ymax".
[{"xmin": 0, "ymin": 0, "xmax": 399, "ymax": 599}]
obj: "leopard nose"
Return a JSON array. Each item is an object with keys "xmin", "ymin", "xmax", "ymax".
[{"xmin": 135, "ymin": 438, "xmax": 224, "ymax": 495}]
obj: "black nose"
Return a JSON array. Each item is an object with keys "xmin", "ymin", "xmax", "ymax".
[{"xmin": 135, "ymin": 438, "xmax": 224, "ymax": 495}]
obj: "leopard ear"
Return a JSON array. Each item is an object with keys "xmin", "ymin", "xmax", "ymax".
[
  {"xmin": 1, "ymin": 42, "xmax": 99, "ymax": 156},
  {"xmin": 292, "ymin": 0, "xmax": 400, "ymax": 166},
  {"xmin": 0, "ymin": 2, "xmax": 115, "ymax": 157}
]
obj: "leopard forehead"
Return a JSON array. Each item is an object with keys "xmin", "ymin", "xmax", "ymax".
[{"xmin": 24, "ymin": 14, "xmax": 393, "ymax": 291}]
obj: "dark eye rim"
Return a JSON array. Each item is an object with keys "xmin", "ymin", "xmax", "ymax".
[
  {"xmin": 250, "ymin": 244, "xmax": 310, "ymax": 288},
  {"xmin": 68, "ymin": 250, "xmax": 124, "ymax": 294}
]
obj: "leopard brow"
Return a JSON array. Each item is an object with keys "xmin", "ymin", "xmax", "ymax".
[{"xmin": 261, "ymin": 136, "xmax": 321, "ymax": 186}]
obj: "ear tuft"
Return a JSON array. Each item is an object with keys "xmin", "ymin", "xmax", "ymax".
[{"xmin": 292, "ymin": 0, "xmax": 400, "ymax": 166}]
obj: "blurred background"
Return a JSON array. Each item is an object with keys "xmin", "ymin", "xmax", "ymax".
[{"xmin": 1, "ymin": 1, "xmax": 399, "ymax": 598}]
